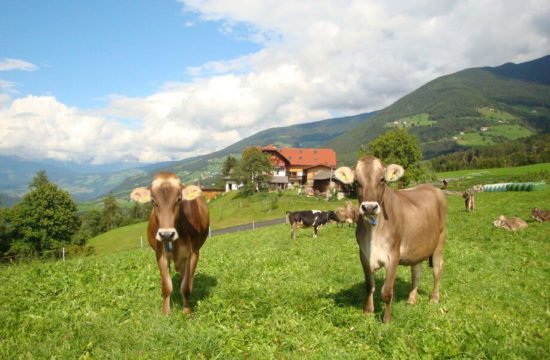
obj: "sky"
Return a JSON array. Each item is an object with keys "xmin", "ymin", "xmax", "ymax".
[{"xmin": 0, "ymin": 0, "xmax": 549, "ymax": 165}]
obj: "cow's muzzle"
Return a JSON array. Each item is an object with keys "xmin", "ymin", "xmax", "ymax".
[
  {"xmin": 360, "ymin": 201, "xmax": 380, "ymax": 216},
  {"xmin": 156, "ymin": 228, "xmax": 179, "ymax": 242}
]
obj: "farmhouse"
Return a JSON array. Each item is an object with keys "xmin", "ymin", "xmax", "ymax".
[{"xmin": 261, "ymin": 145, "xmax": 337, "ymax": 190}]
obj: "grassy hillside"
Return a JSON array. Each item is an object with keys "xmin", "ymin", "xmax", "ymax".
[
  {"xmin": 1, "ymin": 184, "xmax": 548, "ymax": 358},
  {"xmin": 328, "ymin": 55, "xmax": 550, "ymax": 164}
]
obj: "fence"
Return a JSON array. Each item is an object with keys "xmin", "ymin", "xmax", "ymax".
[{"xmin": 0, "ymin": 218, "xmax": 287, "ymax": 265}]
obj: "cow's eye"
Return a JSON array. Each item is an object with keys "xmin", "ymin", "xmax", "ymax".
[
  {"xmin": 176, "ymin": 195, "xmax": 182, "ymax": 203},
  {"xmin": 151, "ymin": 199, "xmax": 158, "ymax": 207},
  {"xmin": 380, "ymin": 177, "xmax": 385, "ymax": 183}
]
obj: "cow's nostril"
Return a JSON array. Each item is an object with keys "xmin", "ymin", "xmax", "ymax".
[
  {"xmin": 373, "ymin": 204, "xmax": 378, "ymax": 210},
  {"xmin": 159, "ymin": 231, "xmax": 175, "ymax": 240}
]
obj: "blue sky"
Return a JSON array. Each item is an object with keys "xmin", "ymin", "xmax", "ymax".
[
  {"xmin": 0, "ymin": 1, "xmax": 549, "ymax": 165},
  {"xmin": 0, "ymin": 0, "xmax": 259, "ymax": 108}
]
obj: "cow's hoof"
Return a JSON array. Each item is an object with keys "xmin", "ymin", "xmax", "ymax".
[
  {"xmin": 182, "ymin": 307, "xmax": 192, "ymax": 315},
  {"xmin": 430, "ymin": 294, "xmax": 440, "ymax": 303},
  {"xmin": 407, "ymin": 297, "xmax": 417, "ymax": 305}
]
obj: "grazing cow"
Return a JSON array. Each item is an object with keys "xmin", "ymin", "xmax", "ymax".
[
  {"xmin": 335, "ymin": 156, "xmax": 447, "ymax": 323},
  {"xmin": 463, "ymin": 191, "xmax": 475, "ymax": 211},
  {"xmin": 493, "ymin": 215, "xmax": 528, "ymax": 231},
  {"xmin": 286, "ymin": 210, "xmax": 338, "ymax": 239},
  {"xmin": 531, "ymin": 208, "xmax": 550, "ymax": 222},
  {"xmin": 131, "ymin": 173, "xmax": 210, "ymax": 315},
  {"xmin": 335, "ymin": 201, "xmax": 359, "ymax": 227}
]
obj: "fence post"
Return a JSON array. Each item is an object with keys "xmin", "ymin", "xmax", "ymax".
[
  {"xmin": 252, "ymin": 219, "xmax": 255, "ymax": 230},
  {"xmin": 209, "ymin": 226, "xmax": 212, "ymax": 238},
  {"xmin": 62, "ymin": 247, "xmax": 65, "ymax": 261},
  {"xmin": 140, "ymin": 236, "xmax": 143, "ymax": 249}
]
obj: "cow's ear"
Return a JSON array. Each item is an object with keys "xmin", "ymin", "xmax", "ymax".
[
  {"xmin": 130, "ymin": 187, "xmax": 151, "ymax": 203},
  {"xmin": 334, "ymin": 167, "xmax": 354, "ymax": 184},
  {"xmin": 384, "ymin": 164, "xmax": 404, "ymax": 182},
  {"xmin": 182, "ymin": 185, "xmax": 202, "ymax": 201}
]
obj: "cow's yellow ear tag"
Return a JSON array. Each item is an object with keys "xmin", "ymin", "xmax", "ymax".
[{"xmin": 335, "ymin": 167, "xmax": 354, "ymax": 184}]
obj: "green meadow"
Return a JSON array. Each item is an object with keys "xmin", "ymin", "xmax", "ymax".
[{"xmin": 1, "ymin": 165, "xmax": 549, "ymax": 358}]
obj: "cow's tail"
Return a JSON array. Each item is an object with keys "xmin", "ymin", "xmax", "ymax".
[
  {"xmin": 428, "ymin": 256, "xmax": 433, "ymax": 268},
  {"xmin": 285, "ymin": 211, "xmax": 290, "ymax": 225}
]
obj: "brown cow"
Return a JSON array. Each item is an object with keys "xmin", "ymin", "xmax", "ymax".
[
  {"xmin": 335, "ymin": 156, "xmax": 447, "ymax": 322},
  {"xmin": 131, "ymin": 173, "xmax": 210, "ymax": 315},
  {"xmin": 531, "ymin": 208, "xmax": 550, "ymax": 222},
  {"xmin": 463, "ymin": 191, "xmax": 475, "ymax": 211}
]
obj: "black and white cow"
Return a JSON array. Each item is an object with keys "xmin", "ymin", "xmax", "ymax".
[{"xmin": 286, "ymin": 210, "xmax": 339, "ymax": 239}]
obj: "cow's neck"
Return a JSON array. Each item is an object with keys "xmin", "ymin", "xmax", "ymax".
[{"xmin": 378, "ymin": 184, "xmax": 394, "ymax": 222}]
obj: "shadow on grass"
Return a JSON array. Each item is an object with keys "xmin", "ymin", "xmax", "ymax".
[
  {"xmin": 326, "ymin": 277, "xmax": 414, "ymax": 312},
  {"xmin": 170, "ymin": 273, "xmax": 218, "ymax": 309}
]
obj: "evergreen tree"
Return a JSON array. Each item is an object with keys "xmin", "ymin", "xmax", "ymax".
[
  {"xmin": 28, "ymin": 170, "xmax": 50, "ymax": 190},
  {"xmin": 222, "ymin": 155, "xmax": 238, "ymax": 176},
  {"xmin": 101, "ymin": 193, "xmax": 121, "ymax": 231}
]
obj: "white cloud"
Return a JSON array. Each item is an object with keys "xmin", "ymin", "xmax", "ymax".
[
  {"xmin": 0, "ymin": 58, "xmax": 38, "ymax": 71},
  {"xmin": 1, "ymin": 1, "xmax": 549, "ymax": 164}
]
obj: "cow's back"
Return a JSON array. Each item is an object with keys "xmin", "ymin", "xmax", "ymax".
[{"xmin": 390, "ymin": 184, "xmax": 446, "ymax": 264}]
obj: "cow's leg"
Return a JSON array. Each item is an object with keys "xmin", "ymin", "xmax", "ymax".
[
  {"xmin": 181, "ymin": 251, "xmax": 200, "ymax": 315},
  {"xmin": 313, "ymin": 225, "xmax": 318, "ymax": 238},
  {"xmin": 381, "ymin": 256, "xmax": 399, "ymax": 323},
  {"xmin": 408, "ymin": 263, "xmax": 422, "ymax": 305},
  {"xmin": 156, "ymin": 251, "xmax": 172, "ymax": 314},
  {"xmin": 356, "ymin": 221, "xmax": 374, "ymax": 314},
  {"xmin": 359, "ymin": 249, "xmax": 375, "ymax": 314},
  {"xmin": 431, "ymin": 230, "xmax": 446, "ymax": 303},
  {"xmin": 291, "ymin": 223, "xmax": 297, "ymax": 240}
]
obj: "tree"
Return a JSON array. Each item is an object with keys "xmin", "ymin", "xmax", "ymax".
[
  {"xmin": 368, "ymin": 128, "xmax": 423, "ymax": 186},
  {"xmin": 357, "ymin": 144, "xmax": 368, "ymax": 160},
  {"xmin": 29, "ymin": 170, "xmax": 50, "ymax": 190},
  {"xmin": 222, "ymin": 155, "xmax": 238, "ymax": 176},
  {"xmin": 101, "ymin": 193, "xmax": 122, "ymax": 231},
  {"xmin": 6, "ymin": 177, "xmax": 81, "ymax": 256},
  {"xmin": 236, "ymin": 147, "xmax": 273, "ymax": 195}
]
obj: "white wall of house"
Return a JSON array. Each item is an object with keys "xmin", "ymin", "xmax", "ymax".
[{"xmin": 273, "ymin": 167, "xmax": 286, "ymax": 176}]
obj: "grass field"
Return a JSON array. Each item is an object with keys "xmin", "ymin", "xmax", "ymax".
[
  {"xmin": 385, "ymin": 113, "xmax": 437, "ymax": 128},
  {"xmin": 1, "ymin": 168, "xmax": 549, "ymax": 358},
  {"xmin": 456, "ymin": 125, "xmax": 533, "ymax": 146},
  {"xmin": 88, "ymin": 191, "xmax": 351, "ymax": 255}
]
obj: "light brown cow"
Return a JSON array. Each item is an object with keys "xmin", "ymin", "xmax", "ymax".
[
  {"xmin": 335, "ymin": 156, "xmax": 447, "ymax": 322},
  {"xmin": 493, "ymin": 215, "xmax": 528, "ymax": 231},
  {"xmin": 131, "ymin": 173, "xmax": 210, "ymax": 315},
  {"xmin": 335, "ymin": 201, "xmax": 358, "ymax": 227}
]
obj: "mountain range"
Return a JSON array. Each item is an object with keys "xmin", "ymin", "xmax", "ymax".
[{"xmin": 1, "ymin": 55, "xmax": 549, "ymax": 206}]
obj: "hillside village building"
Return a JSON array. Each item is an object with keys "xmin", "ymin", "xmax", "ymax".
[
  {"xmin": 261, "ymin": 145, "xmax": 337, "ymax": 191},
  {"xmin": 223, "ymin": 145, "xmax": 340, "ymax": 193}
]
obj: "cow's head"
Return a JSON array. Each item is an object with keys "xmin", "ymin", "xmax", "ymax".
[
  {"xmin": 327, "ymin": 210, "xmax": 339, "ymax": 223},
  {"xmin": 130, "ymin": 172, "xmax": 202, "ymax": 242},
  {"xmin": 335, "ymin": 156, "xmax": 404, "ymax": 222}
]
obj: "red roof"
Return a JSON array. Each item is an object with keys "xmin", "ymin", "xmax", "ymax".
[{"xmin": 261, "ymin": 145, "xmax": 336, "ymax": 167}]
